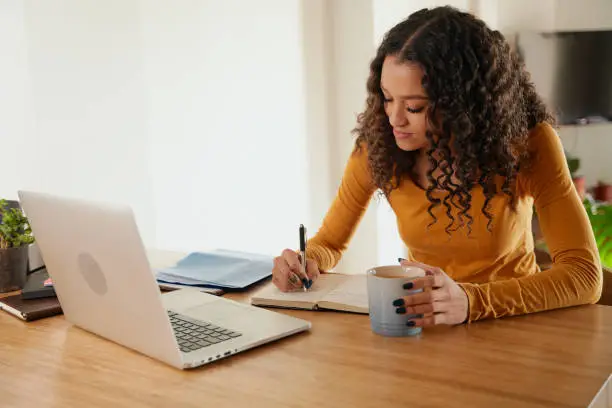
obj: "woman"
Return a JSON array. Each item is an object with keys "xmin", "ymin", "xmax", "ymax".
[{"xmin": 272, "ymin": 6, "xmax": 602, "ymax": 326}]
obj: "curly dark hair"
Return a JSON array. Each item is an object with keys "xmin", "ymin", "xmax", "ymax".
[{"xmin": 353, "ymin": 6, "xmax": 555, "ymax": 234}]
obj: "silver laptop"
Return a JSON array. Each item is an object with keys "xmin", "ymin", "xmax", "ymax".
[{"xmin": 17, "ymin": 190, "xmax": 310, "ymax": 369}]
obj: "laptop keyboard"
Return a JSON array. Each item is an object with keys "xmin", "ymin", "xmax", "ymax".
[{"xmin": 167, "ymin": 310, "xmax": 242, "ymax": 353}]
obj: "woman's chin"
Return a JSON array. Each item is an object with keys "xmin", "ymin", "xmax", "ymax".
[{"xmin": 395, "ymin": 138, "xmax": 424, "ymax": 152}]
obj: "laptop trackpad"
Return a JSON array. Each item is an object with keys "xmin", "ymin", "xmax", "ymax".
[{"xmin": 184, "ymin": 301, "xmax": 257, "ymax": 328}]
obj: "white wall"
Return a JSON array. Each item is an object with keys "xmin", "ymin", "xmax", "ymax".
[
  {"xmin": 553, "ymin": 0, "xmax": 612, "ymax": 32},
  {"xmin": 300, "ymin": 0, "xmax": 335, "ymax": 234},
  {"xmin": 477, "ymin": 0, "xmax": 612, "ymax": 33},
  {"xmin": 477, "ymin": 0, "xmax": 556, "ymax": 33},
  {"xmin": 140, "ymin": 0, "xmax": 308, "ymax": 255},
  {"xmin": 19, "ymin": 0, "xmax": 156, "ymax": 243},
  {"xmin": 326, "ymin": 0, "xmax": 379, "ymax": 273},
  {"xmin": 0, "ymin": 0, "xmax": 29, "ymax": 200}
]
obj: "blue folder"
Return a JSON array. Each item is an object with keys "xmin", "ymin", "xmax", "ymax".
[{"xmin": 155, "ymin": 249, "xmax": 273, "ymax": 290}]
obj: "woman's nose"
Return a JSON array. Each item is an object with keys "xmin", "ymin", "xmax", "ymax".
[{"xmin": 389, "ymin": 104, "xmax": 408, "ymax": 128}]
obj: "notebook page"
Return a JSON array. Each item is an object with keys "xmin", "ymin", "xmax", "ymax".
[
  {"xmin": 250, "ymin": 273, "xmax": 350, "ymax": 308},
  {"xmin": 319, "ymin": 274, "xmax": 368, "ymax": 313}
]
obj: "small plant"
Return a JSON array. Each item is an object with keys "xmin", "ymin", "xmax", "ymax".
[
  {"xmin": 565, "ymin": 149, "xmax": 580, "ymax": 176},
  {"xmin": 0, "ymin": 200, "xmax": 35, "ymax": 249},
  {"xmin": 584, "ymin": 197, "xmax": 612, "ymax": 269}
]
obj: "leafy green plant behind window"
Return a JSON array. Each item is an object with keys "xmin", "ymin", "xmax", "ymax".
[{"xmin": 584, "ymin": 198, "xmax": 612, "ymax": 269}]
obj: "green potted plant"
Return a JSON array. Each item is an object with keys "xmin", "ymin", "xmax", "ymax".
[{"xmin": 0, "ymin": 199, "xmax": 35, "ymax": 292}]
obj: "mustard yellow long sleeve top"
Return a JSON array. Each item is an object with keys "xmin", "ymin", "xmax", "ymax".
[{"xmin": 305, "ymin": 123, "xmax": 603, "ymax": 322}]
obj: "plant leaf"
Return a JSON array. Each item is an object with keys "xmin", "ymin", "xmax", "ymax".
[{"xmin": 0, "ymin": 200, "xmax": 35, "ymax": 248}]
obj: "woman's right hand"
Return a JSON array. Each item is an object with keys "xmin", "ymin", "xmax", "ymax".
[{"xmin": 272, "ymin": 249, "xmax": 320, "ymax": 292}]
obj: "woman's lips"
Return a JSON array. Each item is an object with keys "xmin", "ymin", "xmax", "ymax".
[{"xmin": 393, "ymin": 129, "xmax": 414, "ymax": 139}]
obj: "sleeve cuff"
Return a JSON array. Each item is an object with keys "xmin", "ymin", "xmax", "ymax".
[{"xmin": 458, "ymin": 282, "xmax": 480, "ymax": 324}]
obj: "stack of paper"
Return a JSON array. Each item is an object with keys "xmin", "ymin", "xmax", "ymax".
[{"xmin": 155, "ymin": 249, "xmax": 273, "ymax": 290}]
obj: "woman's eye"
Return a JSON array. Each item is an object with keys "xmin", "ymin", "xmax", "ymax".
[
  {"xmin": 383, "ymin": 97, "xmax": 392, "ymax": 103},
  {"xmin": 407, "ymin": 106, "xmax": 425, "ymax": 114}
]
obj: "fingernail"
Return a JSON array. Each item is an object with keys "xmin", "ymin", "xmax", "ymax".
[
  {"xmin": 392, "ymin": 298, "xmax": 404, "ymax": 307},
  {"xmin": 406, "ymin": 321, "xmax": 416, "ymax": 327},
  {"xmin": 403, "ymin": 282, "xmax": 413, "ymax": 290},
  {"xmin": 302, "ymin": 278, "xmax": 309, "ymax": 287},
  {"xmin": 398, "ymin": 257, "xmax": 406, "ymax": 263},
  {"xmin": 395, "ymin": 307, "xmax": 406, "ymax": 314},
  {"xmin": 306, "ymin": 279, "xmax": 313, "ymax": 289}
]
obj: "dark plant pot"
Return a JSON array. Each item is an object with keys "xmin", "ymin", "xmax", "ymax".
[
  {"xmin": 0, "ymin": 246, "xmax": 29, "ymax": 293},
  {"xmin": 594, "ymin": 183, "xmax": 612, "ymax": 203}
]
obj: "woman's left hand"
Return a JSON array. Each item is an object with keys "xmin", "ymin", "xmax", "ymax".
[{"xmin": 396, "ymin": 260, "xmax": 469, "ymax": 327}]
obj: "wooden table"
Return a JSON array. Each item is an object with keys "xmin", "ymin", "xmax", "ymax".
[{"xmin": 2, "ymin": 256, "xmax": 612, "ymax": 407}]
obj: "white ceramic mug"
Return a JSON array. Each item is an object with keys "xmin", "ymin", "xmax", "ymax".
[{"xmin": 367, "ymin": 265, "xmax": 426, "ymax": 337}]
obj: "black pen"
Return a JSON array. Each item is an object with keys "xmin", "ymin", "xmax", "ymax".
[{"xmin": 299, "ymin": 224, "xmax": 310, "ymax": 291}]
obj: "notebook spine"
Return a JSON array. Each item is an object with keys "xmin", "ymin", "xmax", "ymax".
[{"xmin": 24, "ymin": 305, "xmax": 62, "ymax": 321}]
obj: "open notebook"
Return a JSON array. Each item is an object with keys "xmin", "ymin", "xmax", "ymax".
[{"xmin": 250, "ymin": 273, "xmax": 368, "ymax": 314}]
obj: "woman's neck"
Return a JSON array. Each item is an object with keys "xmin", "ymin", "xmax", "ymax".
[{"xmin": 412, "ymin": 148, "xmax": 460, "ymax": 190}]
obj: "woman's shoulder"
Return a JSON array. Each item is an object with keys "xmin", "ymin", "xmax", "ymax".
[
  {"xmin": 352, "ymin": 139, "xmax": 370, "ymax": 155},
  {"xmin": 519, "ymin": 121, "xmax": 569, "ymax": 192},
  {"xmin": 348, "ymin": 140, "xmax": 372, "ymax": 167},
  {"xmin": 343, "ymin": 140, "xmax": 375, "ymax": 183},
  {"xmin": 524, "ymin": 121, "xmax": 565, "ymax": 163},
  {"xmin": 527, "ymin": 121, "xmax": 559, "ymax": 147}
]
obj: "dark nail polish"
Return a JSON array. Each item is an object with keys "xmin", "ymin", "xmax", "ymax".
[
  {"xmin": 398, "ymin": 257, "xmax": 406, "ymax": 263},
  {"xmin": 307, "ymin": 279, "xmax": 313, "ymax": 288},
  {"xmin": 395, "ymin": 307, "xmax": 406, "ymax": 314},
  {"xmin": 302, "ymin": 278, "xmax": 309, "ymax": 287},
  {"xmin": 403, "ymin": 282, "xmax": 413, "ymax": 290},
  {"xmin": 406, "ymin": 321, "xmax": 416, "ymax": 327},
  {"xmin": 392, "ymin": 298, "xmax": 404, "ymax": 307}
]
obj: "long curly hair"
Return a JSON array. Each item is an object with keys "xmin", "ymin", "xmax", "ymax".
[{"xmin": 354, "ymin": 6, "xmax": 555, "ymax": 234}]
